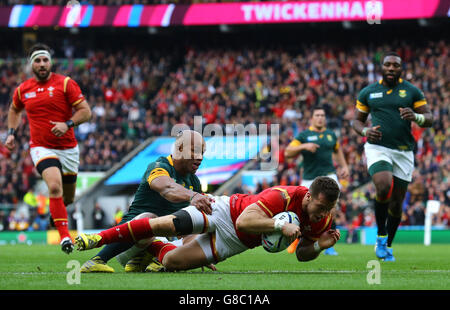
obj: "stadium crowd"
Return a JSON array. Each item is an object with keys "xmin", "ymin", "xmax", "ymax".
[{"xmin": 0, "ymin": 38, "xmax": 448, "ymax": 232}]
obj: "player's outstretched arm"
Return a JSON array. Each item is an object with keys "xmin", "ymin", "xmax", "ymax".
[
  {"xmin": 296, "ymin": 229, "xmax": 340, "ymax": 262},
  {"xmin": 150, "ymin": 175, "xmax": 213, "ymax": 214},
  {"xmin": 236, "ymin": 204, "xmax": 300, "ymax": 242},
  {"xmin": 285, "ymin": 142, "xmax": 320, "ymax": 158}
]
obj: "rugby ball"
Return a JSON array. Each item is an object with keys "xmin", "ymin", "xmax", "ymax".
[{"xmin": 261, "ymin": 211, "xmax": 300, "ymax": 253}]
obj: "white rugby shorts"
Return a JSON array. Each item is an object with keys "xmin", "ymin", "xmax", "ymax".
[
  {"xmin": 183, "ymin": 195, "xmax": 249, "ymax": 264},
  {"xmin": 30, "ymin": 145, "xmax": 80, "ymax": 175},
  {"xmin": 364, "ymin": 143, "xmax": 414, "ymax": 182}
]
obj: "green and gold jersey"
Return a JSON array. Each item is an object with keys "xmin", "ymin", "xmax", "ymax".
[
  {"xmin": 289, "ymin": 127, "xmax": 338, "ymax": 180},
  {"xmin": 123, "ymin": 155, "xmax": 202, "ymax": 221},
  {"xmin": 356, "ymin": 78, "xmax": 427, "ymax": 151}
]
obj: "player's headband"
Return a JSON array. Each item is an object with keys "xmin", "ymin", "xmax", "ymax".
[
  {"xmin": 29, "ymin": 50, "xmax": 52, "ymax": 64},
  {"xmin": 382, "ymin": 55, "xmax": 401, "ymax": 64}
]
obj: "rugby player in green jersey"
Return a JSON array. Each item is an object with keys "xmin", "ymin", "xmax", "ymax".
[
  {"xmin": 353, "ymin": 52, "xmax": 433, "ymax": 261},
  {"xmin": 80, "ymin": 130, "xmax": 213, "ymax": 272},
  {"xmin": 284, "ymin": 106, "xmax": 349, "ymax": 255}
]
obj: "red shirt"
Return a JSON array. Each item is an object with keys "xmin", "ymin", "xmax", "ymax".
[
  {"xmin": 229, "ymin": 186, "xmax": 333, "ymax": 248},
  {"xmin": 12, "ymin": 73, "xmax": 85, "ymax": 149}
]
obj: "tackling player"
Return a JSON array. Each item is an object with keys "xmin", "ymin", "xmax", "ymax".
[
  {"xmin": 353, "ymin": 52, "xmax": 433, "ymax": 261},
  {"xmin": 79, "ymin": 130, "xmax": 213, "ymax": 272},
  {"xmin": 284, "ymin": 106, "xmax": 349, "ymax": 255},
  {"xmin": 4, "ymin": 43, "xmax": 91, "ymax": 254},
  {"xmin": 76, "ymin": 176, "xmax": 341, "ymax": 270}
]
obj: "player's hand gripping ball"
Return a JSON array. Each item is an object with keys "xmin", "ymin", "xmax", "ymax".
[{"xmin": 262, "ymin": 211, "xmax": 300, "ymax": 253}]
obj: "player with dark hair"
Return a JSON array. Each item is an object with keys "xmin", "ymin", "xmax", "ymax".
[
  {"xmin": 79, "ymin": 130, "xmax": 213, "ymax": 272},
  {"xmin": 353, "ymin": 52, "xmax": 433, "ymax": 261},
  {"xmin": 5, "ymin": 43, "xmax": 92, "ymax": 254},
  {"xmin": 285, "ymin": 105, "xmax": 349, "ymax": 255},
  {"xmin": 76, "ymin": 176, "xmax": 341, "ymax": 270}
]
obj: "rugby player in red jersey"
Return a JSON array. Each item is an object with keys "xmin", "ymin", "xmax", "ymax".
[
  {"xmin": 76, "ymin": 176, "xmax": 341, "ymax": 269},
  {"xmin": 5, "ymin": 43, "xmax": 91, "ymax": 254}
]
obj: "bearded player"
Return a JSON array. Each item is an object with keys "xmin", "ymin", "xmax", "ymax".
[
  {"xmin": 353, "ymin": 52, "xmax": 433, "ymax": 261},
  {"xmin": 76, "ymin": 177, "xmax": 341, "ymax": 270},
  {"xmin": 4, "ymin": 43, "xmax": 91, "ymax": 254}
]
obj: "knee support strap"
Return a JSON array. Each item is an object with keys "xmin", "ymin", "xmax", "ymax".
[
  {"xmin": 172, "ymin": 210, "xmax": 194, "ymax": 235},
  {"xmin": 36, "ymin": 158, "xmax": 62, "ymax": 175}
]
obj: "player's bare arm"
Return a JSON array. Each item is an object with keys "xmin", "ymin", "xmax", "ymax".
[
  {"xmin": 296, "ymin": 229, "xmax": 341, "ymax": 262},
  {"xmin": 399, "ymin": 104, "xmax": 433, "ymax": 128},
  {"xmin": 285, "ymin": 142, "xmax": 320, "ymax": 158},
  {"xmin": 50, "ymin": 100, "xmax": 92, "ymax": 137},
  {"xmin": 236, "ymin": 204, "xmax": 300, "ymax": 242},
  {"xmin": 4, "ymin": 103, "xmax": 23, "ymax": 151},
  {"xmin": 352, "ymin": 110, "xmax": 382, "ymax": 143},
  {"xmin": 149, "ymin": 175, "xmax": 213, "ymax": 214},
  {"xmin": 333, "ymin": 145, "xmax": 349, "ymax": 179}
]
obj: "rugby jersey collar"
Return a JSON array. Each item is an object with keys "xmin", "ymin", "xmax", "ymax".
[
  {"xmin": 166, "ymin": 155, "xmax": 174, "ymax": 166},
  {"xmin": 379, "ymin": 78, "xmax": 403, "ymax": 85},
  {"xmin": 309, "ymin": 126, "xmax": 327, "ymax": 133}
]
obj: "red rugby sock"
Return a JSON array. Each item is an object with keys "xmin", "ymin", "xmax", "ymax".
[
  {"xmin": 49, "ymin": 197, "xmax": 70, "ymax": 241},
  {"xmin": 98, "ymin": 218, "xmax": 153, "ymax": 246},
  {"xmin": 147, "ymin": 240, "xmax": 177, "ymax": 262}
]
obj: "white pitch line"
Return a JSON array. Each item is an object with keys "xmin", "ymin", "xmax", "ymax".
[{"xmin": 0, "ymin": 270, "xmax": 449, "ymax": 275}]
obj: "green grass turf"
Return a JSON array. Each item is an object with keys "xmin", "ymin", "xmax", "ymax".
[{"xmin": 0, "ymin": 243, "xmax": 449, "ymax": 290}]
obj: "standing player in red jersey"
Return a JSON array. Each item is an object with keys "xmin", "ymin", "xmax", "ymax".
[
  {"xmin": 76, "ymin": 176, "xmax": 341, "ymax": 269},
  {"xmin": 4, "ymin": 43, "xmax": 91, "ymax": 254}
]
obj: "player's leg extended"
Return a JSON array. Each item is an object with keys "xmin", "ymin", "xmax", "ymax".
[
  {"xmin": 385, "ymin": 177, "xmax": 409, "ymax": 262},
  {"xmin": 76, "ymin": 215, "xmax": 178, "ymax": 250},
  {"xmin": 81, "ymin": 212, "xmax": 156, "ymax": 273},
  {"xmin": 76, "ymin": 206, "xmax": 211, "ymax": 251},
  {"xmin": 146, "ymin": 237, "xmax": 210, "ymax": 271},
  {"xmin": 39, "ymin": 160, "xmax": 73, "ymax": 253},
  {"xmin": 370, "ymin": 164, "xmax": 394, "ymax": 259},
  {"xmin": 118, "ymin": 213, "xmax": 158, "ymax": 272}
]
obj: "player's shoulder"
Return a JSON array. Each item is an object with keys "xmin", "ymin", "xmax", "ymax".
[
  {"xmin": 297, "ymin": 127, "xmax": 313, "ymax": 138},
  {"xmin": 17, "ymin": 77, "xmax": 36, "ymax": 90},
  {"xmin": 149, "ymin": 156, "xmax": 174, "ymax": 171},
  {"xmin": 400, "ymin": 79, "xmax": 423, "ymax": 92},
  {"xmin": 49, "ymin": 73, "xmax": 68, "ymax": 82},
  {"xmin": 270, "ymin": 185, "xmax": 307, "ymax": 198},
  {"xmin": 324, "ymin": 128, "xmax": 336, "ymax": 136}
]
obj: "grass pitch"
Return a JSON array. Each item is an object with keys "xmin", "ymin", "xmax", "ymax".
[{"xmin": 0, "ymin": 244, "xmax": 449, "ymax": 290}]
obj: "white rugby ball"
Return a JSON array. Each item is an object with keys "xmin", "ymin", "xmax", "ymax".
[{"xmin": 261, "ymin": 211, "xmax": 300, "ymax": 253}]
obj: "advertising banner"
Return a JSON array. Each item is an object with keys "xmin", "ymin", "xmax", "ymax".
[{"xmin": 1, "ymin": 1, "xmax": 448, "ymax": 28}]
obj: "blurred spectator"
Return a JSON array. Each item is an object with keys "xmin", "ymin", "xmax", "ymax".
[
  {"xmin": 0, "ymin": 210, "xmax": 7, "ymax": 231},
  {"xmin": 36, "ymin": 192, "xmax": 49, "ymax": 217},
  {"xmin": 113, "ymin": 207, "xmax": 124, "ymax": 226},
  {"xmin": 23, "ymin": 189, "xmax": 38, "ymax": 219},
  {"xmin": 15, "ymin": 213, "xmax": 29, "ymax": 231},
  {"xmin": 7, "ymin": 209, "xmax": 17, "ymax": 231},
  {"xmin": 92, "ymin": 202, "xmax": 106, "ymax": 229},
  {"xmin": 439, "ymin": 206, "xmax": 450, "ymax": 227},
  {"xmin": 29, "ymin": 214, "xmax": 49, "ymax": 231},
  {"xmin": 407, "ymin": 201, "xmax": 426, "ymax": 226}
]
